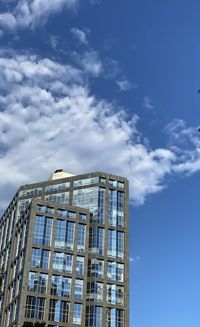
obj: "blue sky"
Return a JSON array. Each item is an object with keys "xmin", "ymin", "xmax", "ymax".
[{"xmin": 0, "ymin": 1, "xmax": 200, "ymax": 326}]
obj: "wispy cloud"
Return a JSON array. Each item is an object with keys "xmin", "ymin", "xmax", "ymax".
[
  {"xmin": 117, "ymin": 79, "xmax": 138, "ymax": 92},
  {"xmin": 0, "ymin": 0, "xmax": 79, "ymax": 32},
  {"xmin": 73, "ymin": 50, "xmax": 102, "ymax": 77},
  {"xmin": 71, "ymin": 27, "xmax": 89, "ymax": 45},
  {"xmin": 0, "ymin": 52, "xmax": 200, "ymax": 209},
  {"xmin": 143, "ymin": 96, "xmax": 154, "ymax": 111}
]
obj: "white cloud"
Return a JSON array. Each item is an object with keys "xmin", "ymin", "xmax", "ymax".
[
  {"xmin": 117, "ymin": 79, "xmax": 138, "ymax": 92},
  {"xmin": 143, "ymin": 96, "xmax": 154, "ymax": 111},
  {"xmin": 74, "ymin": 50, "xmax": 102, "ymax": 77},
  {"xmin": 71, "ymin": 27, "xmax": 88, "ymax": 45},
  {"xmin": 0, "ymin": 53, "xmax": 200, "ymax": 210},
  {"xmin": 0, "ymin": 0, "xmax": 79, "ymax": 32}
]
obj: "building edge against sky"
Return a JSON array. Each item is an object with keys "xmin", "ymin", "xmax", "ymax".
[{"xmin": 0, "ymin": 170, "xmax": 129, "ymax": 327}]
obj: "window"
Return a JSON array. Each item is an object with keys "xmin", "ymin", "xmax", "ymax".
[
  {"xmin": 45, "ymin": 192, "xmax": 69, "ymax": 204},
  {"xmin": 88, "ymin": 259, "xmax": 104, "ymax": 278},
  {"xmin": 19, "ymin": 187, "xmax": 42, "ymax": 197},
  {"xmin": 79, "ymin": 213, "xmax": 86, "ymax": 221},
  {"xmin": 106, "ymin": 308, "xmax": 124, "ymax": 327},
  {"xmin": 28, "ymin": 272, "xmax": 48, "ymax": 294},
  {"xmin": 30, "ymin": 248, "xmax": 50, "ymax": 269},
  {"xmin": 73, "ymin": 187, "xmax": 105, "ymax": 223},
  {"xmin": 36, "ymin": 205, "xmax": 54, "ymax": 214},
  {"xmin": 33, "ymin": 215, "xmax": 52, "ymax": 246},
  {"xmin": 107, "ymin": 262, "xmax": 124, "ymax": 282},
  {"xmin": 57, "ymin": 209, "xmax": 67, "ymax": 218},
  {"xmin": 74, "ymin": 177, "xmax": 99, "ymax": 187},
  {"xmin": 51, "ymin": 275, "xmax": 71, "ymax": 298},
  {"xmin": 87, "ymin": 281, "xmax": 103, "ymax": 302},
  {"xmin": 74, "ymin": 279, "xmax": 83, "ymax": 299},
  {"xmin": 86, "ymin": 306, "xmax": 102, "ymax": 327},
  {"xmin": 107, "ymin": 285, "xmax": 124, "ymax": 305},
  {"xmin": 53, "ymin": 252, "xmax": 73, "ymax": 273},
  {"xmin": 76, "ymin": 256, "xmax": 84, "ymax": 276},
  {"xmin": 108, "ymin": 230, "xmax": 124, "ymax": 259},
  {"xmin": 77, "ymin": 224, "xmax": 86, "ymax": 252},
  {"xmin": 45, "ymin": 182, "xmax": 70, "ymax": 192},
  {"xmin": 73, "ymin": 303, "xmax": 82, "ymax": 325},
  {"xmin": 55, "ymin": 220, "xmax": 75, "ymax": 250},
  {"xmin": 109, "ymin": 190, "xmax": 124, "ymax": 228},
  {"xmin": 49, "ymin": 300, "xmax": 70, "ymax": 323},
  {"xmin": 25, "ymin": 296, "xmax": 45, "ymax": 320},
  {"xmin": 89, "ymin": 227, "xmax": 104, "ymax": 255}
]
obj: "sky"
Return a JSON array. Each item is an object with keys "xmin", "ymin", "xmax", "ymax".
[{"xmin": 0, "ymin": 0, "xmax": 200, "ymax": 326}]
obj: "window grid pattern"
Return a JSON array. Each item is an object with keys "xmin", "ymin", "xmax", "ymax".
[
  {"xmin": 89, "ymin": 227, "xmax": 104, "ymax": 255},
  {"xmin": 74, "ymin": 279, "xmax": 84, "ymax": 300},
  {"xmin": 109, "ymin": 190, "xmax": 124, "ymax": 228},
  {"xmin": 107, "ymin": 285, "xmax": 124, "ymax": 305},
  {"xmin": 25, "ymin": 296, "xmax": 45, "ymax": 320},
  {"xmin": 30, "ymin": 248, "xmax": 50, "ymax": 269},
  {"xmin": 51, "ymin": 275, "xmax": 71, "ymax": 298},
  {"xmin": 107, "ymin": 262, "xmax": 124, "ymax": 282},
  {"xmin": 86, "ymin": 306, "xmax": 102, "ymax": 327},
  {"xmin": 33, "ymin": 215, "xmax": 52, "ymax": 246},
  {"xmin": 108, "ymin": 230, "xmax": 124, "ymax": 259},
  {"xmin": 55, "ymin": 220, "xmax": 75, "ymax": 250},
  {"xmin": 28, "ymin": 272, "xmax": 48, "ymax": 294},
  {"xmin": 87, "ymin": 281, "xmax": 103, "ymax": 302},
  {"xmin": 77, "ymin": 224, "xmax": 86, "ymax": 252},
  {"xmin": 53, "ymin": 252, "xmax": 73, "ymax": 273},
  {"xmin": 73, "ymin": 303, "xmax": 82, "ymax": 325},
  {"xmin": 49, "ymin": 300, "xmax": 70, "ymax": 323}
]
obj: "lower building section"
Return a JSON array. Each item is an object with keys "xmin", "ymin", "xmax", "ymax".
[{"xmin": 1, "ymin": 199, "xmax": 127, "ymax": 327}]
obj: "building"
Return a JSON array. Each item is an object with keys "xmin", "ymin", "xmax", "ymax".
[{"xmin": 0, "ymin": 170, "xmax": 129, "ymax": 327}]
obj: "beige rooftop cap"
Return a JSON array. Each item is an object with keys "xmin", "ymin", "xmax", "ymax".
[{"xmin": 49, "ymin": 169, "xmax": 75, "ymax": 180}]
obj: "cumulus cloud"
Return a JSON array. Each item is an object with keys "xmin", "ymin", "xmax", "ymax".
[
  {"xmin": 71, "ymin": 27, "xmax": 88, "ymax": 45},
  {"xmin": 0, "ymin": 53, "xmax": 200, "ymax": 209},
  {"xmin": 0, "ymin": 0, "xmax": 79, "ymax": 32}
]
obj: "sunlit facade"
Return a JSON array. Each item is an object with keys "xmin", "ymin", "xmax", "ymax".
[{"xmin": 0, "ymin": 171, "xmax": 129, "ymax": 327}]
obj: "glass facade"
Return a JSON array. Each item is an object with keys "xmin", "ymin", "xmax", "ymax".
[
  {"xmin": 74, "ymin": 279, "xmax": 84, "ymax": 299},
  {"xmin": 87, "ymin": 281, "xmax": 103, "ymax": 302},
  {"xmin": 53, "ymin": 252, "xmax": 73, "ymax": 273},
  {"xmin": 109, "ymin": 190, "xmax": 124, "ymax": 227},
  {"xmin": 73, "ymin": 187, "xmax": 105, "ymax": 223},
  {"xmin": 106, "ymin": 308, "xmax": 124, "ymax": 327},
  {"xmin": 88, "ymin": 259, "xmax": 104, "ymax": 278},
  {"xmin": 25, "ymin": 296, "xmax": 45, "ymax": 320},
  {"xmin": 108, "ymin": 230, "xmax": 124, "ymax": 259},
  {"xmin": 45, "ymin": 192, "xmax": 69, "ymax": 204},
  {"xmin": 33, "ymin": 215, "xmax": 52, "ymax": 246},
  {"xmin": 55, "ymin": 220, "xmax": 75, "ymax": 250},
  {"xmin": 107, "ymin": 285, "xmax": 124, "ymax": 305},
  {"xmin": 76, "ymin": 256, "xmax": 85, "ymax": 276},
  {"xmin": 107, "ymin": 262, "xmax": 124, "ymax": 282},
  {"xmin": 30, "ymin": 248, "xmax": 50, "ymax": 269},
  {"xmin": 51, "ymin": 275, "xmax": 71, "ymax": 297},
  {"xmin": 77, "ymin": 224, "xmax": 86, "ymax": 252},
  {"xmin": 73, "ymin": 303, "xmax": 82, "ymax": 324},
  {"xmin": 0, "ymin": 172, "xmax": 128, "ymax": 327},
  {"xmin": 86, "ymin": 306, "xmax": 102, "ymax": 327},
  {"xmin": 28, "ymin": 272, "xmax": 48, "ymax": 294},
  {"xmin": 49, "ymin": 300, "xmax": 70, "ymax": 323},
  {"xmin": 89, "ymin": 227, "xmax": 105, "ymax": 255}
]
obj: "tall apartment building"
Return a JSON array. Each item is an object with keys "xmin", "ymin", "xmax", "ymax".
[{"xmin": 0, "ymin": 170, "xmax": 129, "ymax": 327}]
